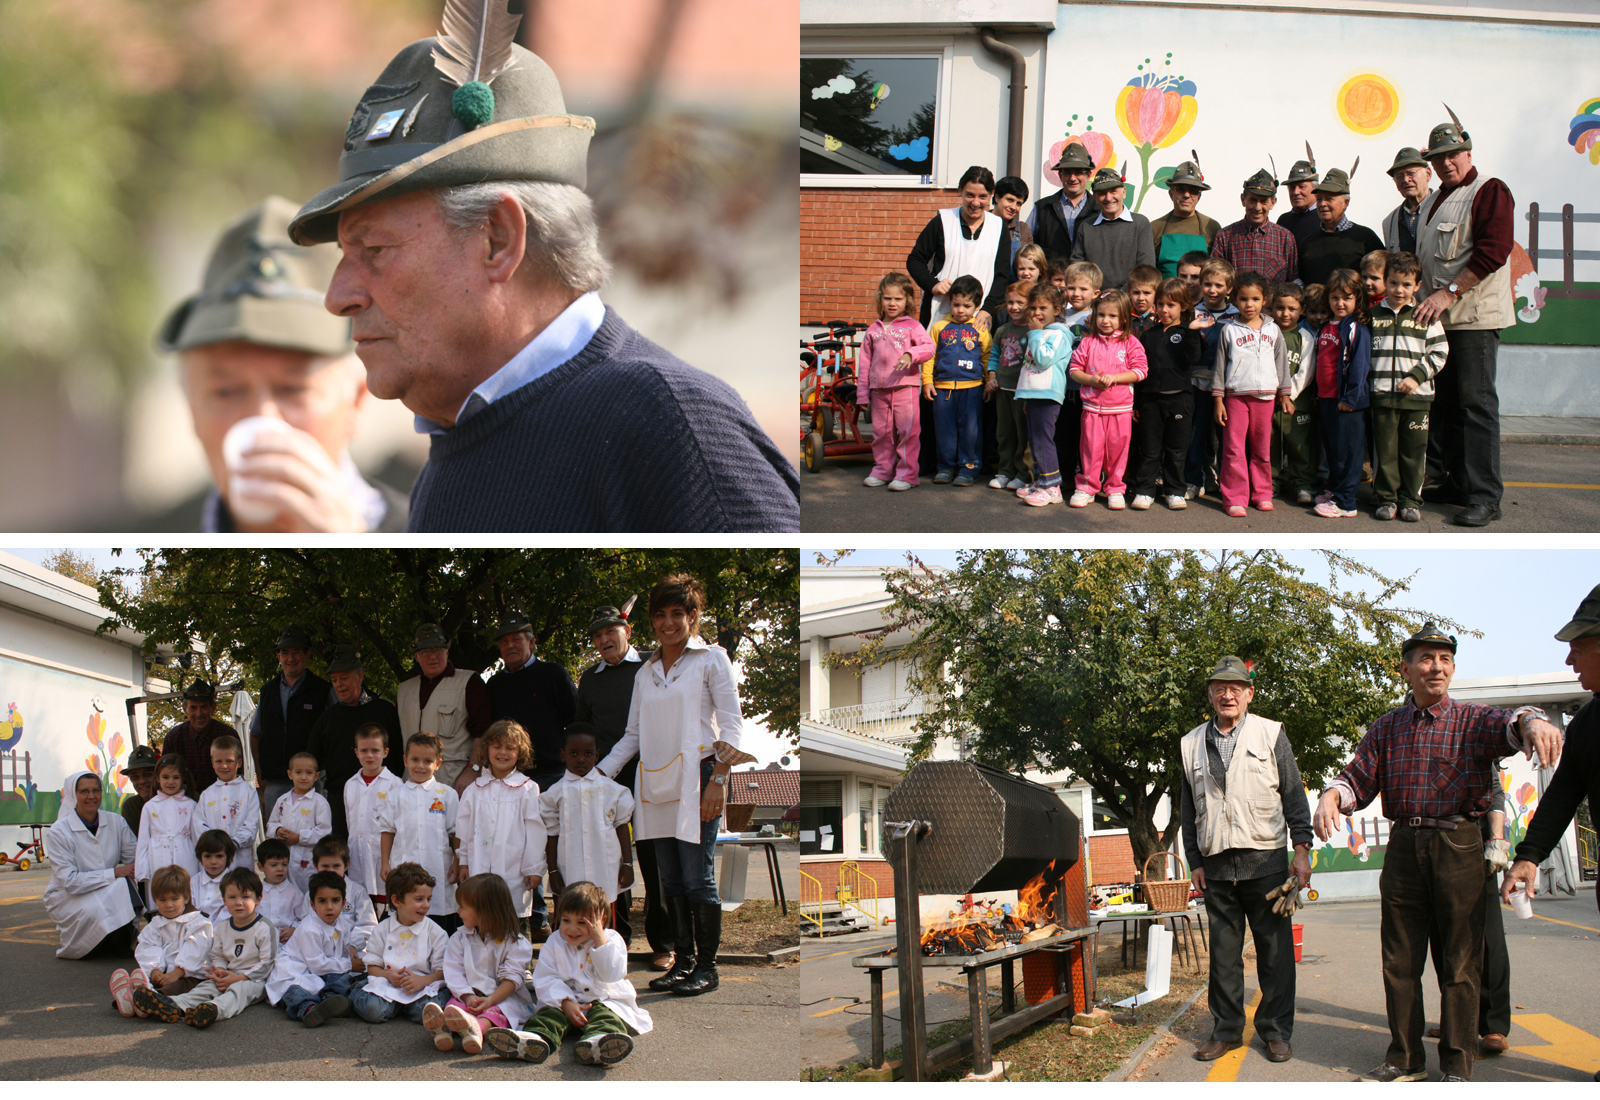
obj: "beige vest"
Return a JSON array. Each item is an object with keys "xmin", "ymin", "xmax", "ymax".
[
  {"xmin": 1415, "ymin": 174, "xmax": 1514, "ymax": 332},
  {"xmin": 397, "ymin": 669, "xmax": 476, "ymax": 786},
  {"xmin": 1180, "ymin": 712, "xmax": 1287, "ymax": 856}
]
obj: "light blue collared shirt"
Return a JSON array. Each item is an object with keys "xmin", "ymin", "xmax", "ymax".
[
  {"xmin": 414, "ymin": 290, "xmax": 607, "ymax": 435},
  {"xmin": 1090, "ymin": 207, "xmax": 1135, "ymax": 226}
]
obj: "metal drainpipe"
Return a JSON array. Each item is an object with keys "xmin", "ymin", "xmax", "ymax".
[{"xmin": 978, "ymin": 28, "xmax": 1025, "ymax": 179}]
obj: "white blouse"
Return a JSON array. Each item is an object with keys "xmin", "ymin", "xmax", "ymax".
[
  {"xmin": 266, "ymin": 789, "xmax": 332, "ymax": 891},
  {"xmin": 192, "ymin": 777, "xmax": 261, "ymax": 871},
  {"xmin": 443, "ymin": 926, "xmax": 535, "ymax": 1028},
  {"xmin": 531, "ymin": 928, "xmax": 652, "ymax": 1035},
  {"xmin": 539, "ymin": 771, "xmax": 634, "ymax": 903},
  {"xmin": 134, "ymin": 792, "xmax": 199, "ymax": 904},
  {"xmin": 266, "ymin": 913, "xmax": 357, "ymax": 1004},
  {"xmin": 344, "ymin": 769, "xmax": 403, "ymax": 899},
  {"xmin": 376, "ymin": 779, "xmax": 459, "ymax": 915},
  {"xmin": 259, "ymin": 878, "xmax": 310, "ymax": 934},
  {"xmin": 360, "ymin": 914, "xmax": 450, "ymax": 1003},
  {"xmin": 458, "ymin": 770, "xmax": 546, "ymax": 917},
  {"xmin": 135, "ymin": 910, "xmax": 213, "ymax": 976}
]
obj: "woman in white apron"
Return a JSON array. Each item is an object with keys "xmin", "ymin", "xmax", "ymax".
[
  {"xmin": 43, "ymin": 772, "xmax": 141, "ymax": 959},
  {"xmin": 596, "ymin": 574, "xmax": 754, "ymax": 999}
]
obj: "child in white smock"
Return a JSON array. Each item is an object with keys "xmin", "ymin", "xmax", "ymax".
[
  {"xmin": 344, "ymin": 723, "xmax": 402, "ymax": 911},
  {"xmin": 190, "ymin": 830, "xmax": 235, "ymax": 919},
  {"xmin": 256, "ymin": 837, "xmax": 309, "ymax": 943},
  {"xmin": 348, "ymin": 862, "xmax": 451, "ymax": 1024},
  {"xmin": 427, "ymin": 872, "xmax": 534, "ymax": 1055},
  {"xmin": 457, "ymin": 719, "xmax": 545, "ymax": 932},
  {"xmin": 265, "ymin": 751, "xmax": 332, "ymax": 891},
  {"xmin": 134, "ymin": 755, "xmax": 199, "ymax": 908},
  {"xmin": 191, "ymin": 735, "xmax": 258, "ymax": 872},
  {"xmin": 112, "ymin": 865, "xmax": 212, "ymax": 1016},
  {"xmin": 311, "ymin": 836, "xmax": 379, "ymax": 953},
  {"xmin": 267, "ymin": 870, "xmax": 367, "ymax": 1028},
  {"xmin": 542, "ymin": 723, "xmax": 634, "ymax": 906},
  {"xmin": 378, "ymin": 733, "xmax": 459, "ymax": 926},
  {"xmin": 135, "ymin": 866, "xmax": 277, "ymax": 1028}
]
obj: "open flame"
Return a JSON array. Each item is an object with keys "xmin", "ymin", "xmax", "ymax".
[{"xmin": 917, "ymin": 861, "xmax": 1065, "ymax": 956}]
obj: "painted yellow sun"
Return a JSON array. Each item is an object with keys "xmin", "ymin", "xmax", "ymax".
[{"xmin": 1335, "ymin": 71, "xmax": 1403, "ymax": 137}]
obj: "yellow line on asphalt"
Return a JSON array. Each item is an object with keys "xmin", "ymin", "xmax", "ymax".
[
  {"xmin": 1505, "ymin": 481, "xmax": 1600, "ymax": 490},
  {"xmin": 1524, "ymin": 908, "xmax": 1600, "ymax": 934},
  {"xmin": 1205, "ymin": 987, "xmax": 1263, "ymax": 1082},
  {"xmin": 1509, "ymin": 1013, "xmax": 1600, "ymax": 1074},
  {"xmin": 808, "ymin": 945, "xmax": 881, "ymax": 961},
  {"xmin": 0, "ymin": 894, "xmax": 41, "ymax": 905},
  {"xmin": 811, "ymin": 989, "xmax": 898, "ymax": 1018}
]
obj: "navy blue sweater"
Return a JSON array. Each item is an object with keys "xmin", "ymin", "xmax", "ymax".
[{"xmin": 407, "ymin": 309, "xmax": 799, "ymax": 532}]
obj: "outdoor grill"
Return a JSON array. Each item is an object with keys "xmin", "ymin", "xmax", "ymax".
[{"xmin": 852, "ymin": 761, "xmax": 1095, "ymax": 1081}]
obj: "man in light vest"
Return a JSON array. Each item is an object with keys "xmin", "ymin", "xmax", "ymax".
[
  {"xmin": 1413, "ymin": 113, "xmax": 1516, "ymax": 528},
  {"xmin": 396, "ymin": 622, "xmax": 491, "ymax": 794},
  {"xmin": 1180, "ymin": 655, "xmax": 1313, "ymax": 1064}
]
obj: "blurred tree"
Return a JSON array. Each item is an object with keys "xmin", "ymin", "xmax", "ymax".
[
  {"xmin": 97, "ymin": 547, "xmax": 798, "ymax": 738},
  {"xmin": 40, "ymin": 549, "xmax": 100, "ymax": 586}
]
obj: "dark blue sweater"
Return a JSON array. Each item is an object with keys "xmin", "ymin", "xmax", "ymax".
[{"xmin": 407, "ymin": 309, "xmax": 799, "ymax": 532}]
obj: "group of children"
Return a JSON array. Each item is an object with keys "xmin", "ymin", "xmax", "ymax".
[
  {"xmin": 104, "ymin": 717, "xmax": 651, "ymax": 1066},
  {"xmin": 858, "ymin": 246, "xmax": 1446, "ymax": 520}
]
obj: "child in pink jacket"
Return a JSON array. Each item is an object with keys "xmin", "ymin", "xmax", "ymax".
[
  {"xmin": 858, "ymin": 272, "xmax": 935, "ymax": 491},
  {"xmin": 1067, "ymin": 290, "xmax": 1148, "ymax": 509}
]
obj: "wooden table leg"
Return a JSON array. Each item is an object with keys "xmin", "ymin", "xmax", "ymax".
[
  {"xmin": 869, "ymin": 967, "xmax": 884, "ymax": 1068},
  {"xmin": 1001, "ymin": 957, "xmax": 1016, "ymax": 1014},
  {"xmin": 968, "ymin": 966, "xmax": 993, "ymax": 1077}
]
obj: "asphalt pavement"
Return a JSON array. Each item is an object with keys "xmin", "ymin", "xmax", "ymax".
[
  {"xmin": 0, "ymin": 865, "xmax": 797, "ymax": 1081},
  {"xmin": 802, "ymin": 426, "xmax": 1600, "ymax": 533}
]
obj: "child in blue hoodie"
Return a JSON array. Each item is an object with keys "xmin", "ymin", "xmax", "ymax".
[
  {"xmin": 1013, "ymin": 284, "xmax": 1075, "ymax": 507},
  {"xmin": 1310, "ymin": 269, "xmax": 1371, "ymax": 518}
]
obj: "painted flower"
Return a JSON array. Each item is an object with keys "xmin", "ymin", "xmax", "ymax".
[
  {"xmin": 1568, "ymin": 97, "xmax": 1600, "ymax": 165},
  {"xmin": 86, "ymin": 711, "xmax": 107, "ymax": 747},
  {"xmin": 1115, "ymin": 71, "xmax": 1198, "ymax": 151},
  {"xmin": 1043, "ymin": 131, "xmax": 1116, "ymax": 187}
]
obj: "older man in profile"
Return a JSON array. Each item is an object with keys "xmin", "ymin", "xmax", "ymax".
[
  {"xmin": 287, "ymin": 11, "xmax": 797, "ymax": 532},
  {"xmin": 1381, "ymin": 149, "xmax": 1434, "ymax": 254},
  {"xmin": 1181, "ymin": 656, "xmax": 1312, "ymax": 1065},
  {"xmin": 1315, "ymin": 623, "xmax": 1563, "ymax": 1083}
]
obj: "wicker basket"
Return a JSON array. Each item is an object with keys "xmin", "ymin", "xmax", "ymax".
[{"xmin": 1142, "ymin": 851, "xmax": 1191, "ymax": 913}]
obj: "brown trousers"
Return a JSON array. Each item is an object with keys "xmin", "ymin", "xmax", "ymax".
[{"xmin": 1379, "ymin": 822, "xmax": 1487, "ymax": 1078}]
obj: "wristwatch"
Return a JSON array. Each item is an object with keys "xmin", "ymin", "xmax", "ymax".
[
  {"xmin": 711, "ymin": 774, "xmax": 727, "ymax": 787},
  {"xmin": 1447, "ymin": 281, "xmax": 1462, "ymax": 299}
]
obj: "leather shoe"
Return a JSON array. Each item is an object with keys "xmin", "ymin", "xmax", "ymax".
[
  {"xmin": 1422, "ymin": 484, "xmax": 1467, "ymax": 505},
  {"xmin": 1427, "ymin": 1025, "xmax": 1441, "ymax": 1038},
  {"xmin": 1265, "ymin": 1038, "xmax": 1292, "ymax": 1062},
  {"xmin": 1481, "ymin": 1033, "xmax": 1509, "ymax": 1055},
  {"xmin": 1452, "ymin": 503, "xmax": 1502, "ymax": 527},
  {"xmin": 1194, "ymin": 1039, "xmax": 1242, "ymax": 1061}
]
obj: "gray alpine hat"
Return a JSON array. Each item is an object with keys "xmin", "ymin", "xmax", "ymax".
[
  {"xmin": 413, "ymin": 623, "xmax": 450, "ymax": 651},
  {"xmin": 1207, "ymin": 655, "xmax": 1254, "ymax": 684},
  {"xmin": 326, "ymin": 644, "xmax": 363, "ymax": 674},
  {"xmin": 157, "ymin": 197, "xmax": 351, "ymax": 356},
  {"xmin": 288, "ymin": 3, "xmax": 594, "ymax": 246},
  {"xmin": 1555, "ymin": 583, "xmax": 1600, "ymax": 642},
  {"xmin": 1388, "ymin": 147, "xmax": 1428, "ymax": 175}
]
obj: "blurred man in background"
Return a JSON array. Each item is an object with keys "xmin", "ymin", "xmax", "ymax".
[{"xmin": 158, "ymin": 196, "xmax": 407, "ymax": 532}]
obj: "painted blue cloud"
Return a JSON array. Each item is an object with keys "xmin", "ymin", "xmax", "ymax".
[{"xmin": 889, "ymin": 136, "xmax": 931, "ymax": 161}]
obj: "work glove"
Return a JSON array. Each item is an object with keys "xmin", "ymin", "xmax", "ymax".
[
  {"xmin": 1264, "ymin": 876, "xmax": 1303, "ymax": 918},
  {"xmin": 1486, "ymin": 838, "xmax": 1512, "ymax": 873}
]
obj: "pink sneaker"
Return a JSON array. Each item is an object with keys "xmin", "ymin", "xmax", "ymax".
[
  {"xmin": 1314, "ymin": 490, "xmax": 1335, "ymax": 505},
  {"xmin": 110, "ymin": 969, "xmax": 136, "ymax": 1018},
  {"xmin": 1313, "ymin": 499, "xmax": 1357, "ymax": 518},
  {"xmin": 1224, "ymin": 504, "xmax": 1247, "ymax": 518},
  {"xmin": 1023, "ymin": 485, "xmax": 1063, "ymax": 507},
  {"xmin": 1252, "ymin": 499, "xmax": 1274, "ymax": 511},
  {"xmin": 1015, "ymin": 482, "xmax": 1036, "ymax": 499},
  {"xmin": 445, "ymin": 1003, "xmax": 485, "ymax": 1054}
]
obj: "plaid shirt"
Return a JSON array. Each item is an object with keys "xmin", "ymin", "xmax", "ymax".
[
  {"xmin": 1328, "ymin": 695, "xmax": 1539, "ymax": 819},
  {"xmin": 159, "ymin": 719, "xmax": 238, "ymax": 792},
  {"xmin": 1212, "ymin": 218, "xmax": 1299, "ymax": 284}
]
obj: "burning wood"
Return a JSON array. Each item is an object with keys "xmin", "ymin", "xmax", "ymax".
[{"xmin": 895, "ymin": 861, "xmax": 1066, "ymax": 957}]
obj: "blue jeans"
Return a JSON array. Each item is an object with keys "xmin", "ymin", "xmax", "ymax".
[
  {"xmin": 281, "ymin": 970, "xmax": 365, "ymax": 1021},
  {"xmin": 1184, "ymin": 396, "xmax": 1220, "ymax": 490},
  {"xmin": 348, "ymin": 985, "xmax": 447, "ymax": 1024},
  {"xmin": 933, "ymin": 386, "xmax": 981, "ymax": 476},
  {"xmin": 654, "ymin": 758, "xmax": 719, "ymax": 905},
  {"xmin": 1320, "ymin": 399, "xmax": 1365, "ymax": 509}
]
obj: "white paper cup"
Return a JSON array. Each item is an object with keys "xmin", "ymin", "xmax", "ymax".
[
  {"xmin": 222, "ymin": 416, "xmax": 290, "ymax": 525},
  {"xmin": 1509, "ymin": 885, "xmax": 1533, "ymax": 920}
]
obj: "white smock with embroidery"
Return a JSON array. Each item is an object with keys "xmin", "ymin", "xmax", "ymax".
[
  {"xmin": 532, "ymin": 928, "xmax": 652, "ymax": 1034},
  {"xmin": 376, "ymin": 779, "xmax": 458, "ymax": 914},
  {"xmin": 43, "ymin": 778, "xmax": 139, "ymax": 959},
  {"xmin": 443, "ymin": 926, "xmax": 535, "ymax": 1028},
  {"xmin": 134, "ymin": 791, "xmax": 199, "ymax": 905},
  {"xmin": 344, "ymin": 768, "xmax": 403, "ymax": 899},
  {"xmin": 360, "ymin": 914, "xmax": 451, "ymax": 1002},
  {"xmin": 267, "ymin": 912, "xmax": 356, "ymax": 1004},
  {"xmin": 457, "ymin": 770, "xmax": 546, "ymax": 917},
  {"xmin": 192, "ymin": 776, "xmax": 261, "ymax": 871},
  {"xmin": 266, "ymin": 788, "xmax": 333, "ymax": 891},
  {"xmin": 136, "ymin": 909, "xmax": 214, "ymax": 976},
  {"xmin": 539, "ymin": 770, "xmax": 634, "ymax": 902},
  {"xmin": 596, "ymin": 636, "xmax": 748, "ymax": 846}
]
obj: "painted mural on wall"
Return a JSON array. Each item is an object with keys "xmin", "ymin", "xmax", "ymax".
[
  {"xmin": 1043, "ymin": 7, "xmax": 1600, "ymax": 345},
  {"xmin": 0, "ymin": 663, "xmax": 134, "ymax": 829}
]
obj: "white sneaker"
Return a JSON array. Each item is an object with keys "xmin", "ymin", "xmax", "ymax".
[
  {"xmin": 1107, "ymin": 493, "xmax": 1126, "ymax": 510},
  {"xmin": 863, "ymin": 476, "xmax": 887, "ymax": 488},
  {"xmin": 1023, "ymin": 485, "xmax": 1063, "ymax": 507},
  {"xmin": 1184, "ymin": 484, "xmax": 1202, "ymax": 500},
  {"xmin": 988, "ymin": 475, "xmax": 1009, "ymax": 489},
  {"xmin": 1006, "ymin": 478, "xmax": 1026, "ymax": 491},
  {"xmin": 1068, "ymin": 491, "xmax": 1093, "ymax": 508},
  {"xmin": 1165, "ymin": 494, "xmax": 1188, "ymax": 510},
  {"xmin": 1130, "ymin": 494, "xmax": 1153, "ymax": 510},
  {"xmin": 887, "ymin": 480, "xmax": 912, "ymax": 492}
]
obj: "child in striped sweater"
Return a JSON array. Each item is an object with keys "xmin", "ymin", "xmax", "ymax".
[
  {"xmin": 1366, "ymin": 252, "xmax": 1447, "ymax": 522},
  {"xmin": 1212, "ymin": 272, "xmax": 1293, "ymax": 517},
  {"xmin": 1067, "ymin": 290, "xmax": 1148, "ymax": 509}
]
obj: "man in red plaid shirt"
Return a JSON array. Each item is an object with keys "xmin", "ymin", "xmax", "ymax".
[
  {"xmin": 1211, "ymin": 169, "xmax": 1299, "ymax": 286},
  {"xmin": 1313, "ymin": 622, "xmax": 1563, "ymax": 1083},
  {"xmin": 159, "ymin": 680, "xmax": 240, "ymax": 793}
]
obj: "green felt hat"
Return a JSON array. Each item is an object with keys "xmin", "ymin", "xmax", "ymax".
[
  {"xmin": 289, "ymin": 4, "xmax": 594, "ymax": 246},
  {"xmin": 1425, "ymin": 122, "xmax": 1471, "ymax": 159},
  {"xmin": 1091, "ymin": 165, "xmax": 1127, "ymax": 193},
  {"xmin": 1314, "ymin": 166, "xmax": 1355, "ymax": 196},
  {"xmin": 157, "ymin": 196, "xmax": 351, "ymax": 356},
  {"xmin": 275, "ymin": 624, "xmax": 313, "ymax": 651},
  {"xmin": 493, "ymin": 612, "xmax": 532, "ymax": 640},
  {"xmin": 587, "ymin": 604, "xmax": 630, "ymax": 635},
  {"xmin": 326, "ymin": 644, "xmax": 364, "ymax": 674},
  {"xmin": 1388, "ymin": 147, "xmax": 1428, "ymax": 175},
  {"xmin": 1242, "ymin": 168, "xmax": 1279, "ymax": 197},
  {"xmin": 1555, "ymin": 583, "xmax": 1600, "ymax": 642},
  {"xmin": 1051, "ymin": 141, "xmax": 1095, "ymax": 172},
  {"xmin": 1207, "ymin": 655, "xmax": 1254, "ymax": 684},
  {"xmin": 413, "ymin": 622, "xmax": 450, "ymax": 651},
  {"xmin": 126, "ymin": 744, "xmax": 161, "ymax": 771},
  {"xmin": 183, "ymin": 679, "xmax": 217, "ymax": 703},
  {"xmin": 1168, "ymin": 159, "xmax": 1209, "ymax": 191},
  {"xmin": 1284, "ymin": 141, "xmax": 1318, "ymax": 185},
  {"xmin": 1401, "ymin": 621, "xmax": 1458, "ymax": 658}
]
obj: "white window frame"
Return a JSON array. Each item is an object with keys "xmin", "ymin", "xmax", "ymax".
[
  {"xmin": 856, "ymin": 779, "xmax": 893, "ymax": 857},
  {"xmin": 1080, "ymin": 787, "xmax": 1130, "ymax": 837},
  {"xmin": 800, "ymin": 40, "xmax": 954, "ymax": 189}
]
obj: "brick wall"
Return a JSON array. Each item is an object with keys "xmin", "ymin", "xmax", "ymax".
[
  {"xmin": 801, "ymin": 187, "xmax": 961, "ymax": 325},
  {"xmin": 1087, "ymin": 834, "xmax": 1138, "ymax": 885},
  {"xmin": 803, "ymin": 857, "xmax": 896, "ymax": 896}
]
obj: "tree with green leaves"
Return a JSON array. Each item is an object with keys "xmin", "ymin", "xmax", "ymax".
[
  {"xmin": 838, "ymin": 550, "xmax": 1467, "ymax": 869},
  {"xmin": 40, "ymin": 549, "xmax": 99, "ymax": 587},
  {"xmin": 97, "ymin": 548, "xmax": 798, "ymax": 741}
]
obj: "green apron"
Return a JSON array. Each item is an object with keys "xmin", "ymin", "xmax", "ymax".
[{"xmin": 1156, "ymin": 231, "xmax": 1208, "ymax": 277}]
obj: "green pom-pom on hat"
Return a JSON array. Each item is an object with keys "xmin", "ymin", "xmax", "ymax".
[{"xmin": 452, "ymin": 81, "xmax": 495, "ymax": 129}]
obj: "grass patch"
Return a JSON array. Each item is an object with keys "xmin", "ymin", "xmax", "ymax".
[{"xmin": 720, "ymin": 900, "xmax": 802, "ymax": 955}]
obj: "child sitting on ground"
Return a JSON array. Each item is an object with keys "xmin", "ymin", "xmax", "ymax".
[
  {"xmin": 985, "ymin": 279, "xmax": 1035, "ymax": 490},
  {"xmin": 191, "ymin": 829, "xmax": 235, "ymax": 919},
  {"xmin": 923, "ymin": 274, "xmax": 993, "ymax": 485},
  {"xmin": 1366, "ymin": 251, "xmax": 1446, "ymax": 523},
  {"xmin": 1130, "ymin": 278, "xmax": 1205, "ymax": 510},
  {"xmin": 1270, "ymin": 283, "xmax": 1320, "ymax": 505},
  {"xmin": 134, "ymin": 754, "xmax": 197, "ymax": 908},
  {"xmin": 266, "ymin": 870, "xmax": 366, "ymax": 1028},
  {"xmin": 484, "ymin": 882, "xmax": 652, "ymax": 1066},
  {"xmin": 427, "ymin": 872, "xmax": 535, "ymax": 1054},
  {"xmin": 312, "ymin": 836, "xmax": 379, "ymax": 953},
  {"xmin": 1311, "ymin": 268, "xmax": 1372, "ymax": 518},
  {"xmin": 1012, "ymin": 284, "xmax": 1073, "ymax": 507},
  {"xmin": 266, "ymin": 751, "xmax": 331, "ymax": 891},
  {"xmin": 1068, "ymin": 290, "xmax": 1149, "ymax": 509},
  {"xmin": 349, "ymin": 862, "xmax": 451, "ymax": 1024},
  {"xmin": 1212, "ymin": 272, "xmax": 1292, "ymax": 516},
  {"xmin": 345, "ymin": 723, "xmax": 403, "ymax": 916},
  {"xmin": 379, "ymin": 733, "xmax": 460, "ymax": 933},
  {"xmin": 112, "ymin": 865, "xmax": 213, "ymax": 1017},
  {"xmin": 858, "ymin": 271, "xmax": 933, "ymax": 492},
  {"xmin": 458, "ymin": 719, "xmax": 545, "ymax": 939},
  {"xmin": 542, "ymin": 724, "xmax": 634, "ymax": 910},
  {"xmin": 135, "ymin": 867, "xmax": 276, "ymax": 1028},
  {"xmin": 193, "ymin": 735, "xmax": 258, "ymax": 871},
  {"xmin": 257, "ymin": 838, "xmax": 309, "ymax": 944}
]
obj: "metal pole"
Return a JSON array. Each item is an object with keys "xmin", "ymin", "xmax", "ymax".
[
  {"xmin": 968, "ymin": 965, "xmax": 993, "ymax": 1076},
  {"xmin": 870, "ymin": 968, "xmax": 885, "ymax": 1069},
  {"xmin": 888, "ymin": 820, "xmax": 931, "ymax": 1082}
]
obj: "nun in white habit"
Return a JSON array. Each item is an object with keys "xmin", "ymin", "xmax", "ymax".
[{"xmin": 43, "ymin": 771, "xmax": 140, "ymax": 959}]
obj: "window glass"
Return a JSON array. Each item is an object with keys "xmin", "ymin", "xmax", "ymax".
[
  {"xmin": 802, "ymin": 57, "xmax": 937, "ymax": 177},
  {"xmin": 800, "ymin": 778, "xmax": 843, "ymax": 856}
]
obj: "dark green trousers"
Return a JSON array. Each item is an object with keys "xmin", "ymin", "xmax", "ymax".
[
  {"xmin": 524, "ymin": 1002, "xmax": 631, "ymax": 1047},
  {"xmin": 1272, "ymin": 392, "xmax": 1318, "ymax": 495},
  {"xmin": 1371, "ymin": 404, "xmax": 1430, "ymax": 509}
]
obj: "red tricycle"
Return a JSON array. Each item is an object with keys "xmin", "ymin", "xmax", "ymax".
[
  {"xmin": 0, "ymin": 823, "xmax": 46, "ymax": 871},
  {"xmin": 800, "ymin": 320, "xmax": 872, "ymax": 472}
]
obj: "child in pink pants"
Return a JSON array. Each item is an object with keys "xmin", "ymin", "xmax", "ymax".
[
  {"xmin": 1212, "ymin": 273, "xmax": 1293, "ymax": 517},
  {"xmin": 1067, "ymin": 290, "xmax": 1148, "ymax": 509},
  {"xmin": 430, "ymin": 873, "xmax": 535, "ymax": 1054},
  {"xmin": 858, "ymin": 272, "xmax": 934, "ymax": 491}
]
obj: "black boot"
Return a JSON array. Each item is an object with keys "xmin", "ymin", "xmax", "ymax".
[
  {"xmin": 648, "ymin": 897, "xmax": 695, "ymax": 991},
  {"xmin": 672, "ymin": 903, "xmax": 721, "ymax": 996}
]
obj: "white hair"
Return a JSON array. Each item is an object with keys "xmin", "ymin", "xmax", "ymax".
[{"xmin": 435, "ymin": 181, "xmax": 611, "ymax": 293}]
